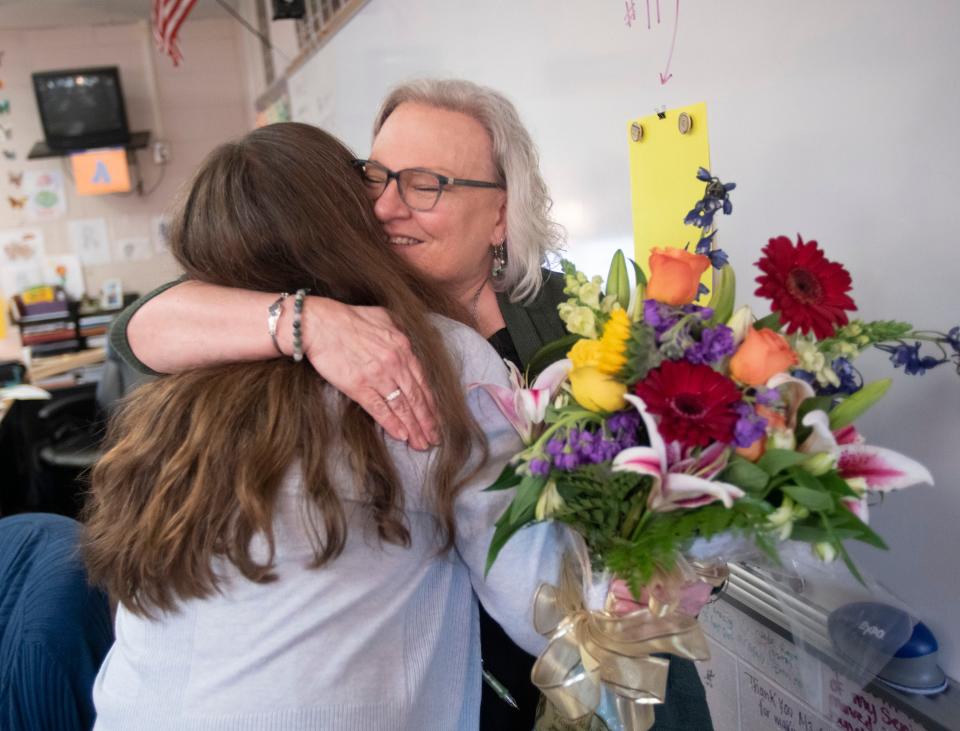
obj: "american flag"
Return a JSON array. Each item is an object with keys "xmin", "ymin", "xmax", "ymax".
[{"xmin": 152, "ymin": 0, "xmax": 199, "ymax": 66}]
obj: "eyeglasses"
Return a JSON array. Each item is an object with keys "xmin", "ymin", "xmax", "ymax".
[{"xmin": 352, "ymin": 159, "xmax": 503, "ymax": 212}]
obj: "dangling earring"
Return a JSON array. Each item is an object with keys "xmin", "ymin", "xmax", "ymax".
[{"xmin": 491, "ymin": 240, "xmax": 507, "ymax": 280}]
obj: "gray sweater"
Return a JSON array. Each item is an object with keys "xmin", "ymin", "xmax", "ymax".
[{"xmin": 92, "ymin": 317, "xmax": 567, "ymax": 731}]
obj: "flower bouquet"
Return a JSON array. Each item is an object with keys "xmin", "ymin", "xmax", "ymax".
[{"xmin": 478, "ymin": 168, "xmax": 959, "ymax": 731}]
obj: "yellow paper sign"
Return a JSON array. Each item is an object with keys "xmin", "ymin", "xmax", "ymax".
[
  {"xmin": 70, "ymin": 147, "xmax": 131, "ymax": 195},
  {"xmin": 627, "ymin": 102, "xmax": 711, "ymax": 292}
]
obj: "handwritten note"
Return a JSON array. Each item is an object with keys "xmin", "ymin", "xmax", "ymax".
[
  {"xmin": 700, "ymin": 600, "xmax": 822, "ymax": 707},
  {"xmin": 740, "ymin": 667, "xmax": 832, "ymax": 731},
  {"xmin": 823, "ymin": 670, "xmax": 924, "ymax": 731}
]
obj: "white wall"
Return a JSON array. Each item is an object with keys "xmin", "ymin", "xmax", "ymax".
[
  {"xmin": 284, "ymin": 0, "xmax": 960, "ymax": 679},
  {"xmin": 0, "ymin": 16, "xmax": 254, "ymax": 357}
]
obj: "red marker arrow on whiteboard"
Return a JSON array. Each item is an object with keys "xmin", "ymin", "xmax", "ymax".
[{"xmin": 659, "ymin": 0, "xmax": 680, "ymax": 85}]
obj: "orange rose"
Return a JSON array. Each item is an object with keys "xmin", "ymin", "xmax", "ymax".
[
  {"xmin": 646, "ymin": 248, "xmax": 711, "ymax": 306},
  {"xmin": 729, "ymin": 328, "xmax": 798, "ymax": 386}
]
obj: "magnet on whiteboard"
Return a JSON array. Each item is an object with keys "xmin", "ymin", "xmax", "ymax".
[
  {"xmin": 630, "ymin": 122, "xmax": 643, "ymax": 142},
  {"xmin": 678, "ymin": 112, "xmax": 693, "ymax": 134}
]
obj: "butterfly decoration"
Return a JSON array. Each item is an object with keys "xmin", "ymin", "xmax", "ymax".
[
  {"xmin": 0, "ymin": 100, "xmax": 10, "ymax": 114},
  {"xmin": 8, "ymin": 195, "xmax": 26, "ymax": 208},
  {"xmin": 4, "ymin": 241, "xmax": 35, "ymax": 260},
  {"xmin": 8, "ymin": 171, "xmax": 22, "ymax": 187},
  {"xmin": 3, "ymin": 149, "xmax": 15, "ymax": 160}
]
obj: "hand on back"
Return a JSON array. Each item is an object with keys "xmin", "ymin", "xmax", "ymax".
[{"xmin": 302, "ymin": 297, "xmax": 440, "ymax": 451}]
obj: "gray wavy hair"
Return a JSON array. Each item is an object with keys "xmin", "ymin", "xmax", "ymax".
[{"xmin": 373, "ymin": 79, "xmax": 565, "ymax": 303}]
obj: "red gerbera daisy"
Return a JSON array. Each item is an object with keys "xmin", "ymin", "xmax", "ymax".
[
  {"xmin": 634, "ymin": 360, "xmax": 741, "ymax": 448},
  {"xmin": 754, "ymin": 235, "xmax": 857, "ymax": 339}
]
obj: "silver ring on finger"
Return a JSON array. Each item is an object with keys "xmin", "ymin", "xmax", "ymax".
[{"xmin": 384, "ymin": 388, "xmax": 402, "ymax": 403}]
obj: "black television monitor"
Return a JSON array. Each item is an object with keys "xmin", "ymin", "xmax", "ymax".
[{"xmin": 32, "ymin": 66, "xmax": 131, "ymax": 152}]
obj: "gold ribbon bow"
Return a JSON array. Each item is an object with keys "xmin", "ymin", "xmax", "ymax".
[{"xmin": 530, "ymin": 553, "xmax": 719, "ymax": 731}]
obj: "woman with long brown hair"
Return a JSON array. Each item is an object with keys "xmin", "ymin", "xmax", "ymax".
[{"xmin": 84, "ymin": 122, "xmax": 565, "ymax": 730}]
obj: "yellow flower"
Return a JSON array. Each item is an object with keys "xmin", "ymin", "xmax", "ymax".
[
  {"xmin": 569, "ymin": 366, "xmax": 627, "ymax": 412},
  {"xmin": 567, "ymin": 309, "xmax": 631, "ymax": 377},
  {"xmin": 597, "ymin": 309, "xmax": 631, "ymax": 375},
  {"xmin": 568, "ymin": 338, "xmax": 602, "ymax": 369}
]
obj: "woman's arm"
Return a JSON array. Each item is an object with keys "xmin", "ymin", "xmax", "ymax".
[
  {"xmin": 449, "ymin": 331, "xmax": 567, "ymax": 656},
  {"xmin": 117, "ymin": 279, "xmax": 439, "ymax": 449}
]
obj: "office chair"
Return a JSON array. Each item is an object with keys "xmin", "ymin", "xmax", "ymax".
[
  {"xmin": 29, "ymin": 344, "xmax": 152, "ymax": 517},
  {"xmin": 0, "ymin": 512, "xmax": 113, "ymax": 731}
]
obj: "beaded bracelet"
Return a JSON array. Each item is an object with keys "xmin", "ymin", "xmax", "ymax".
[
  {"xmin": 266, "ymin": 292, "xmax": 290, "ymax": 356},
  {"xmin": 292, "ymin": 288, "xmax": 309, "ymax": 362}
]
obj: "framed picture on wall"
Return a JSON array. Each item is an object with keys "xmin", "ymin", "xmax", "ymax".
[{"xmin": 100, "ymin": 278, "xmax": 123, "ymax": 310}]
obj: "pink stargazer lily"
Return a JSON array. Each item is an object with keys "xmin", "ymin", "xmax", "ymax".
[
  {"xmin": 612, "ymin": 394, "xmax": 745, "ymax": 512},
  {"xmin": 799, "ymin": 410, "xmax": 934, "ymax": 523},
  {"xmin": 472, "ymin": 359, "xmax": 571, "ymax": 444}
]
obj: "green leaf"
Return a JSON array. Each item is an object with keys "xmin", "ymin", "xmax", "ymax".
[
  {"xmin": 754, "ymin": 312, "xmax": 782, "ymax": 332},
  {"xmin": 628, "ymin": 257, "xmax": 648, "ymax": 287},
  {"xmin": 756, "ymin": 448, "xmax": 808, "ymax": 476},
  {"xmin": 829, "ymin": 379, "xmax": 892, "ymax": 431},
  {"xmin": 526, "ymin": 333, "xmax": 582, "ymax": 380},
  {"xmin": 782, "ymin": 484, "xmax": 835, "ymax": 512},
  {"xmin": 832, "ymin": 508, "xmax": 888, "ymax": 550},
  {"xmin": 509, "ymin": 476, "xmax": 547, "ymax": 524},
  {"xmin": 483, "ymin": 463, "xmax": 522, "ymax": 492},
  {"xmin": 836, "ymin": 541, "xmax": 866, "ymax": 586},
  {"xmin": 818, "ymin": 471, "xmax": 859, "ymax": 498},
  {"xmin": 485, "ymin": 509, "xmax": 534, "ymax": 575},
  {"xmin": 719, "ymin": 457, "xmax": 770, "ymax": 492}
]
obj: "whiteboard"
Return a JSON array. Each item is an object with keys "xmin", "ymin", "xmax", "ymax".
[{"xmin": 288, "ymin": 0, "xmax": 960, "ymax": 680}]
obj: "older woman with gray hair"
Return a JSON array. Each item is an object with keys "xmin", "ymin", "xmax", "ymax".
[{"xmin": 112, "ymin": 78, "xmax": 712, "ymax": 730}]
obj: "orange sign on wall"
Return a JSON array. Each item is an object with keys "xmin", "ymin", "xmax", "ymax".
[{"xmin": 70, "ymin": 147, "xmax": 131, "ymax": 195}]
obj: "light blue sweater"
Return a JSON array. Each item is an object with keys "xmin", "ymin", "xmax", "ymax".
[{"xmin": 92, "ymin": 318, "xmax": 567, "ymax": 731}]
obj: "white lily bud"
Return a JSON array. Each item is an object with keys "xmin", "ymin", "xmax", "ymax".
[
  {"xmin": 767, "ymin": 497, "xmax": 797, "ymax": 540},
  {"xmin": 726, "ymin": 305, "xmax": 754, "ymax": 347},
  {"xmin": 845, "ymin": 476, "xmax": 868, "ymax": 497},
  {"xmin": 801, "ymin": 451, "xmax": 836, "ymax": 476},
  {"xmin": 813, "ymin": 542, "xmax": 837, "ymax": 563},
  {"xmin": 767, "ymin": 496, "xmax": 795, "ymax": 527},
  {"xmin": 535, "ymin": 481, "xmax": 564, "ymax": 521}
]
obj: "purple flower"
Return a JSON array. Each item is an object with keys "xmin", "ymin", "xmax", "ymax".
[
  {"xmin": 947, "ymin": 326, "xmax": 960, "ymax": 354},
  {"xmin": 830, "ymin": 357, "xmax": 862, "ymax": 395},
  {"xmin": 530, "ymin": 458, "xmax": 551, "ymax": 476},
  {"xmin": 877, "ymin": 342, "xmax": 947, "ymax": 376},
  {"xmin": 544, "ymin": 437, "xmax": 566, "ymax": 458},
  {"xmin": 754, "ymin": 387, "xmax": 781, "ymax": 406},
  {"xmin": 732, "ymin": 402, "xmax": 767, "ymax": 448},
  {"xmin": 643, "ymin": 299, "xmax": 680, "ymax": 337},
  {"xmin": 685, "ymin": 324, "xmax": 736, "ymax": 365}
]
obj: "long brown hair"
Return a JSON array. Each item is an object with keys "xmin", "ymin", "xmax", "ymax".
[{"xmin": 84, "ymin": 123, "xmax": 486, "ymax": 616}]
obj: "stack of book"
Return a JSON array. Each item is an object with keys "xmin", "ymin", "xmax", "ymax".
[
  {"xmin": 10, "ymin": 291, "xmax": 80, "ymax": 357},
  {"xmin": 77, "ymin": 312, "xmax": 115, "ymax": 349}
]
